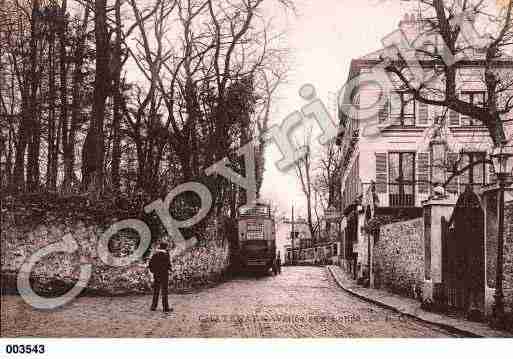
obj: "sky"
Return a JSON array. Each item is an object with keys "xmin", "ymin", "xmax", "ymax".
[
  {"xmin": 117, "ymin": 0, "xmax": 416, "ymax": 220},
  {"xmin": 259, "ymin": 0, "xmax": 409, "ymax": 219}
]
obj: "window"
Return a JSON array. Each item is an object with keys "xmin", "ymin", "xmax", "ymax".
[
  {"xmin": 459, "ymin": 152, "xmax": 486, "ymax": 186},
  {"xmin": 416, "ymin": 40, "xmax": 438, "ymax": 59},
  {"xmin": 390, "ymin": 92, "xmax": 416, "ymax": 126},
  {"xmin": 460, "ymin": 91, "xmax": 485, "ymax": 126},
  {"xmin": 239, "ymin": 204, "xmax": 270, "ymax": 217},
  {"xmin": 388, "ymin": 152, "xmax": 416, "ymax": 206}
]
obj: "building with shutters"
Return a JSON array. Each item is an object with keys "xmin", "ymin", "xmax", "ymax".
[{"xmin": 336, "ymin": 13, "xmax": 513, "ymax": 282}]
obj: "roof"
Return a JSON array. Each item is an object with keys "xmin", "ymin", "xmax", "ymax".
[{"xmin": 336, "ymin": 14, "xmax": 513, "ymax": 131}]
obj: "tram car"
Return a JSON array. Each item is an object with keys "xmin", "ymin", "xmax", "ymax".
[{"xmin": 236, "ymin": 201, "xmax": 277, "ymax": 274}]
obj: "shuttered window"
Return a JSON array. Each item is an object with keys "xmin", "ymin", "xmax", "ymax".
[
  {"xmin": 460, "ymin": 91, "xmax": 485, "ymax": 126},
  {"xmin": 417, "ymin": 152, "xmax": 430, "ymax": 193},
  {"xmin": 378, "ymin": 98, "xmax": 389, "ymax": 124},
  {"xmin": 446, "ymin": 152, "xmax": 459, "ymax": 193},
  {"xmin": 460, "ymin": 152, "xmax": 486, "ymax": 186},
  {"xmin": 388, "ymin": 152, "xmax": 415, "ymax": 206},
  {"xmin": 418, "ymin": 102, "xmax": 429, "ymax": 125},
  {"xmin": 390, "ymin": 92, "xmax": 415, "ymax": 126},
  {"xmin": 444, "ymin": 152, "xmax": 487, "ymax": 193},
  {"xmin": 448, "ymin": 109, "xmax": 460, "ymax": 127},
  {"xmin": 460, "ymin": 153, "xmax": 470, "ymax": 186},
  {"xmin": 390, "ymin": 92, "xmax": 402, "ymax": 125},
  {"xmin": 375, "ymin": 153, "xmax": 388, "ymax": 193}
]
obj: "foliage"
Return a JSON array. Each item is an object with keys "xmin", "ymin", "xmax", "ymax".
[
  {"xmin": 0, "ymin": 0, "xmax": 290, "ymax": 220},
  {"xmin": 1, "ymin": 205, "xmax": 230, "ymax": 296}
]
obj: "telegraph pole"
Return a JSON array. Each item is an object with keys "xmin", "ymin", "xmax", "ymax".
[{"xmin": 291, "ymin": 205, "xmax": 295, "ymax": 265}]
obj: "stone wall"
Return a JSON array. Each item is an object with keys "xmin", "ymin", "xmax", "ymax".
[
  {"xmin": 486, "ymin": 192, "xmax": 498, "ymax": 289},
  {"xmin": 372, "ymin": 218, "xmax": 424, "ymax": 298},
  {"xmin": 1, "ymin": 211, "xmax": 231, "ymax": 297},
  {"xmin": 503, "ymin": 200, "xmax": 513, "ymax": 318},
  {"xmin": 484, "ymin": 190, "xmax": 513, "ymax": 325}
]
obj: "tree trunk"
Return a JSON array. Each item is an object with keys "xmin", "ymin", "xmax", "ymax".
[
  {"xmin": 58, "ymin": 0, "xmax": 69, "ymax": 191},
  {"xmin": 135, "ymin": 139, "xmax": 146, "ymax": 190},
  {"xmin": 65, "ymin": 7, "xmax": 89, "ymax": 190},
  {"xmin": 13, "ymin": 95, "xmax": 30, "ymax": 192},
  {"xmin": 111, "ymin": 0, "xmax": 122, "ymax": 191},
  {"xmin": 82, "ymin": 0, "xmax": 108, "ymax": 194},
  {"xmin": 27, "ymin": 115, "xmax": 41, "ymax": 192},
  {"xmin": 26, "ymin": 2, "xmax": 41, "ymax": 192},
  {"xmin": 47, "ymin": 30, "xmax": 58, "ymax": 190}
]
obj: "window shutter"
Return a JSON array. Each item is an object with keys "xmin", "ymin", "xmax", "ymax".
[
  {"xmin": 390, "ymin": 92, "xmax": 402, "ymax": 125},
  {"xmin": 460, "ymin": 153, "xmax": 470, "ymax": 187},
  {"xmin": 448, "ymin": 109, "xmax": 460, "ymax": 127},
  {"xmin": 489, "ymin": 163, "xmax": 497, "ymax": 184},
  {"xmin": 418, "ymin": 102, "xmax": 429, "ymax": 125},
  {"xmin": 375, "ymin": 153, "xmax": 388, "ymax": 193},
  {"xmin": 417, "ymin": 152, "xmax": 430, "ymax": 193},
  {"xmin": 459, "ymin": 93, "xmax": 471, "ymax": 125},
  {"xmin": 446, "ymin": 152, "xmax": 459, "ymax": 193},
  {"xmin": 378, "ymin": 98, "xmax": 389, "ymax": 124}
]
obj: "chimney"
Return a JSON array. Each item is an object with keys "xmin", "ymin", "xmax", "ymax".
[
  {"xmin": 398, "ymin": 12, "xmax": 419, "ymax": 43},
  {"xmin": 399, "ymin": 12, "xmax": 416, "ymax": 27}
]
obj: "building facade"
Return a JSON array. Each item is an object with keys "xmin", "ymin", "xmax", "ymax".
[{"xmin": 337, "ymin": 13, "xmax": 513, "ymax": 287}]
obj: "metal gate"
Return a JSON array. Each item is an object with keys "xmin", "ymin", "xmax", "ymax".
[{"xmin": 441, "ymin": 186, "xmax": 485, "ymax": 316}]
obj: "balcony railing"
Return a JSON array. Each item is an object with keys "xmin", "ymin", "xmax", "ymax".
[
  {"xmin": 359, "ymin": 181, "xmax": 428, "ymax": 209},
  {"xmin": 345, "ymin": 180, "xmax": 493, "ymax": 213},
  {"xmin": 389, "ymin": 192, "xmax": 415, "ymax": 207}
]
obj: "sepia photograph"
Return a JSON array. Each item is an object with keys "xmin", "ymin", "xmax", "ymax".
[{"xmin": 1, "ymin": 0, "xmax": 513, "ymax": 354}]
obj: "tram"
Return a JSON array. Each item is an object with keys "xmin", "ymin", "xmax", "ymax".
[{"xmin": 236, "ymin": 201, "xmax": 278, "ymax": 274}]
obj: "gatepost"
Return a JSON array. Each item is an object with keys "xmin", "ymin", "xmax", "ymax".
[{"xmin": 421, "ymin": 196, "xmax": 456, "ymax": 306}]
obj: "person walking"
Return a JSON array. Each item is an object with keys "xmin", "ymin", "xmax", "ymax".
[{"xmin": 148, "ymin": 242, "xmax": 172, "ymax": 312}]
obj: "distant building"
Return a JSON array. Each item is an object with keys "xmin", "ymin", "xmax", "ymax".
[
  {"xmin": 283, "ymin": 217, "xmax": 340, "ymax": 264},
  {"xmin": 287, "ymin": 217, "xmax": 312, "ymax": 249}
]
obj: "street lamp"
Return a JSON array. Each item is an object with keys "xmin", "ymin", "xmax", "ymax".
[{"xmin": 490, "ymin": 141, "xmax": 513, "ymax": 328}]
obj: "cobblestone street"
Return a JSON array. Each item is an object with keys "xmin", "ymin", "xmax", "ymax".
[{"xmin": 1, "ymin": 267, "xmax": 460, "ymax": 337}]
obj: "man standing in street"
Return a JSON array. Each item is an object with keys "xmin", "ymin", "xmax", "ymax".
[{"xmin": 149, "ymin": 242, "xmax": 172, "ymax": 312}]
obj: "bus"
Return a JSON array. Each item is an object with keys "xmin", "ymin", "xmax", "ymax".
[{"xmin": 236, "ymin": 201, "xmax": 278, "ymax": 274}]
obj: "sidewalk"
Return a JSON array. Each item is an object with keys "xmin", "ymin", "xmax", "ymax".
[{"xmin": 327, "ymin": 265, "xmax": 512, "ymax": 338}]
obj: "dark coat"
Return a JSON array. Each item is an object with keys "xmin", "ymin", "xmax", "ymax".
[{"xmin": 149, "ymin": 250, "xmax": 172, "ymax": 278}]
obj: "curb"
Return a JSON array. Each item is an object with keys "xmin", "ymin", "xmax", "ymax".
[{"xmin": 326, "ymin": 266, "xmax": 483, "ymax": 338}]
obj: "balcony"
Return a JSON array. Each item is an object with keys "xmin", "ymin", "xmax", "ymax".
[
  {"xmin": 361, "ymin": 181, "xmax": 430, "ymax": 209},
  {"xmin": 389, "ymin": 192, "xmax": 415, "ymax": 207}
]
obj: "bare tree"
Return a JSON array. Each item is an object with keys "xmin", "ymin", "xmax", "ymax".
[
  {"xmin": 123, "ymin": 0, "xmax": 175, "ymax": 193},
  {"xmin": 124, "ymin": 0, "xmax": 290, "ymax": 210},
  {"xmin": 1, "ymin": 0, "xmax": 290, "ymax": 216},
  {"xmin": 383, "ymin": 0, "xmax": 513, "ymax": 147},
  {"xmin": 8, "ymin": 0, "xmax": 45, "ymax": 192},
  {"xmin": 316, "ymin": 140, "xmax": 343, "ymax": 211},
  {"xmin": 63, "ymin": 4, "xmax": 90, "ymax": 192},
  {"xmin": 314, "ymin": 140, "xmax": 343, "ymax": 233},
  {"xmin": 110, "ymin": 0, "xmax": 123, "ymax": 191},
  {"xmin": 294, "ymin": 128, "xmax": 316, "ymax": 241},
  {"xmin": 81, "ymin": 0, "xmax": 110, "ymax": 194}
]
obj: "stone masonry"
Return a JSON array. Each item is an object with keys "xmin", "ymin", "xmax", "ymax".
[
  {"xmin": 372, "ymin": 218, "xmax": 424, "ymax": 298},
  {"xmin": 503, "ymin": 201, "xmax": 513, "ymax": 316}
]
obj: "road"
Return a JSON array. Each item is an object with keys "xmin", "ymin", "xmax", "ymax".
[{"xmin": 1, "ymin": 266, "xmax": 460, "ymax": 337}]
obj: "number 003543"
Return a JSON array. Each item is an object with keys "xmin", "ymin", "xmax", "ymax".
[{"xmin": 5, "ymin": 344, "xmax": 45, "ymax": 354}]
